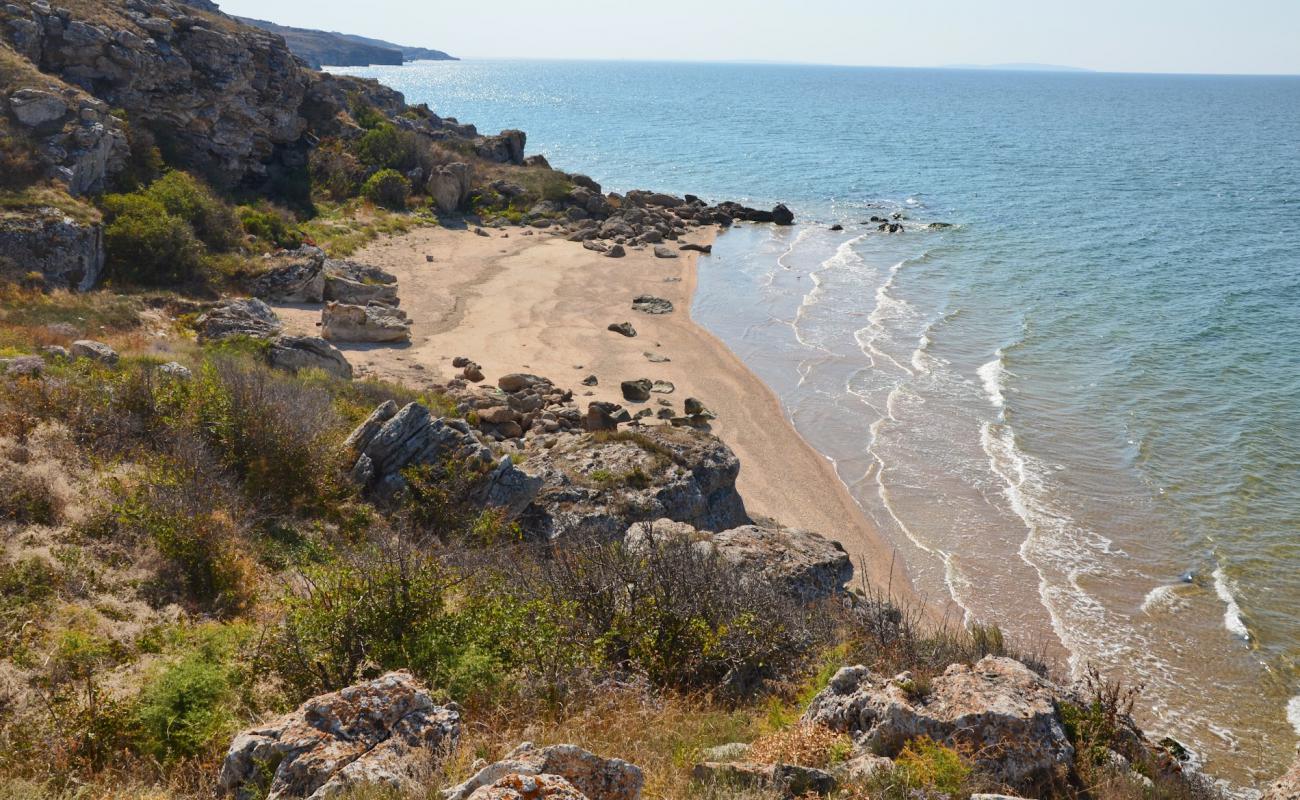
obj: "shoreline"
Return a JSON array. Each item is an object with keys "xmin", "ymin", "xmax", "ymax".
[{"xmin": 272, "ymin": 222, "xmax": 920, "ymax": 608}]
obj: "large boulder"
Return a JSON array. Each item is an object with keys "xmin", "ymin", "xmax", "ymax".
[
  {"xmin": 428, "ymin": 162, "xmax": 474, "ymax": 213},
  {"xmin": 625, "ymin": 520, "xmax": 852, "ymax": 601},
  {"xmin": 249, "ymin": 247, "xmax": 326, "ymax": 303},
  {"xmin": 443, "ymin": 743, "xmax": 643, "ymax": 800},
  {"xmin": 516, "ymin": 426, "xmax": 749, "ymax": 541},
  {"xmin": 1266, "ymin": 750, "xmax": 1300, "ymax": 800},
  {"xmin": 803, "ymin": 656, "xmax": 1073, "ymax": 791},
  {"xmin": 219, "ymin": 672, "xmax": 460, "ymax": 800},
  {"xmin": 0, "ymin": 209, "xmax": 104, "ymax": 291},
  {"xmin": 196, "ymin": 298, "xmax": 283, "ymax": 343},
  {"xmin": 346, "ymin": 401, "xmax": 541, "ymax": 514},
  {"xmin": 70, "ymin": 339, "xmax": 118, "ymax": 365},
  {"xmin": 324, "ymin": 260, "xmax": 400, "ymax": 306},
  {"xmin": 466, "ymin": 773, "xmax": 587, "ymax": 800},
  {"xmin": 322, "ymin": 302, "xmax": 410, "ymax": 343},
  {"xmin": 475, "ymin": 129, "xmax": 526, "ymax": 165},
  {"xmin": 268, "ymin": 335, "xmax": 353, "ymax": 380}
]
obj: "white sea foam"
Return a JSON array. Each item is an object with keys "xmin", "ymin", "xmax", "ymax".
[
  {"xmin": 1140, "ymin": 584, "xmax": 1184, "ymax": 615},
  {"xmin": 1288, "ymin": 696, "xmax": 1300, "ymax": 736},
  {"xmin": 855, "ymin": 260, "xmax": 916, "ymax": 375},
  {"xmin": 978, "ymin": 350, "xmax": 1007, "ymax": 411},
  {"xmin": 1211, "ymin": 567, "xmax": 1251, "ymax": 640}
]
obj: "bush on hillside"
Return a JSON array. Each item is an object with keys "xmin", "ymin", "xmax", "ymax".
[
  {"xmin": 102, "ymin": 192, "xmax": 204, "ymax": 285},
  {"xmin": 133, "ymin": 626, "xmax": 247, "ymax": 761},
  {"xmin": 309, "ymin": 139, "xmax": 366, "ymax": 201},
  {"xmin": 354, "ymin": 123, "xmax": 435, "ymax": 176},
  {"xmin": 239, "ymin": 205, "xmax": 303, "ymax": 250},
  {"xmin": 361, "ymin": 169, "xmax": 411, "ymax": 210},
  {"xmin": 143, "ymin": 171, "xmax": 242, "ymax": 252}
]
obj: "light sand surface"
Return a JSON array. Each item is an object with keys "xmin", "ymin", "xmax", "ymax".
[{"xmin": 273, "ymin": 225, "xmax": 916, "ymax": 601}]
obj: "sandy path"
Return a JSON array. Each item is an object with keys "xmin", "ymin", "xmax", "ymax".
[{"xmin": 273, "ymin": 225, "xmax": 915, "ymax": 600}]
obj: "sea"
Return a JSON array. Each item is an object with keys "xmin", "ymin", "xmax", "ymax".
[{"xmin": 329, "ymin": 59, "xmax": 1300, "ymax": 782}]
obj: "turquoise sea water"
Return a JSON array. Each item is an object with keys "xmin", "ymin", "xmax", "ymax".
[{"xmin": 333, "ymin": 60, "xmax": 1300, "ymax": 781}]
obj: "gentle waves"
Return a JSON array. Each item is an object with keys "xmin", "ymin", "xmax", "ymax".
[{"xmin": 332, "ymin": 60, "xmax": 1300, "ymax": 781}]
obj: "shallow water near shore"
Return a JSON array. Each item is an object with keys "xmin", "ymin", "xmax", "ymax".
[{"xmin": 333, "ymin": 60, "xmax": 1300, "ymax": 781}]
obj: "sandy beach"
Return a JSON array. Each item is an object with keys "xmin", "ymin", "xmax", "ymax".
[{"xmin": 274, "ymin": 224, "xmax": 913, "ymax": 599}]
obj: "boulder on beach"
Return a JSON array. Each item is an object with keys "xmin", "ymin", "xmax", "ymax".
[
  {"xmin": 632, "ymin": 296, "xmax": 673, "ymax": 315},
  {"xmin": 321, "ymin": 302, "xmax": 411, "ymax": 343}
]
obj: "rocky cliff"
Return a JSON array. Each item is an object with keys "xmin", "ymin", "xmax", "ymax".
[{"xmin": 237, "ymin": 16, "xmax": 456, "ymax": 68}]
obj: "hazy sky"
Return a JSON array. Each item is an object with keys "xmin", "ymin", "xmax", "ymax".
[{"xmin": 215, "ymin": 0, "xmax": 1300, "ymax": 75}]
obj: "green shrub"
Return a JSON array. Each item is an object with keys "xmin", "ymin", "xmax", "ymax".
[
  {"xmin": 134, "ymin": 625, "xmax": 247, "ymax": 761},
  {"xmin": 239, "ymin": 205, "xmax": 304, "ymax": 250},
  {"xmin": 893, "ymin": 736, "xmax": 971, "ymax": 794},
  {"xmin": 309, "ymin": 140, "xmax": 365, "ymax": 201},
  {"xmin": 361, "ymin": 169, "xmax": 411, "ymax": 210},
  {"xmin": 102, "ymin": 193, "xmax": 204, "ymax": 285},
  {"xmin": 355, "ymin": 124, "xmax": 405, "ymax": 169},
  {"xmin": 144, "ymin": 171, "xmax": 242, "ymax": 252}
]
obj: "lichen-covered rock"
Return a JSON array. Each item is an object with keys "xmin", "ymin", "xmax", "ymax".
[
  {"xmin": 219, "ymin": 671, "xmax": 460, "ymax": 800},
  {"xmin": 466, "ymin": 773, "xmax": 589, "ymax": 800},
  {"xmin": 517, "ymin": 426, "xmax": 749, "ymax": 541},
  {"xmin": 803, "ymin": 656, "xmax": 1072, "ymax": 791},
  {"xmin": 0, "ymin": 209, "xmax": 104, "ymax": 290},
  {"xmin": 322, "ymin": 301, "xmax": 410, "ymax": 342},
  {"xmin": 324, "ymin": 260, "xmax": 399, "ymax": 306},
  {"xmin": 444, "ymin": 743, "xmax": 643, "ymax": 800},
  {"xmin": 625, "ymin": 519, "xmax": 852, "ymax": 601},
  {"xmin": 268, "ymin": 335, "xmax": 352, "ymax": 380},
  {"xmin": 196, "ymin": 298, "xmax": 283, "ymax": 342},
  {"xmin": 70, "ymin": 339, "xmax": 118, "ymax": 365},
  {"xmin": 690, "ymin": 762, "xmax": 836, "ymax": 798},
  {"xmin": 1266, "ymin": 749, "xmax": 1300, "ymax": 800},
  {"xmin": 346, "ymin": 401, "xmax": 541, "ymax": 514},
  {"xmin": 249, "ymin": 247, "xmax": 326, "ymax": 303}
]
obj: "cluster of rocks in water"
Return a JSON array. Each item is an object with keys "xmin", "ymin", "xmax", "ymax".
[{"xmin": 471, "ymin": 177, "xmax": 795, "ymax": 250}]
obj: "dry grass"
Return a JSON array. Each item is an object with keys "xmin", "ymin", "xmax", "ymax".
[
  {"xmin": 746, "ymin": 724, "xmax": 851, "ymax": 770},
  {"xmin": 440, "ymin": 685, "xmax": 767, "ymax": 800}
]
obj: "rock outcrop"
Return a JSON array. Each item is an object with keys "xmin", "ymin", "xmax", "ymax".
[
  {"xmin": 0, "ymin": 209, "xmax": 104, "ymax": 291},
  {"xmin": 268, "ymin": 335, "xmax": 353, "ymax": 379},
  {"xmin": 429, "ymin": 162, "xmax": 474, "ymax": 213},
  {"xmin": 803, "ymin": 656, "xmax": 1073, "ymax": 791},
  {"xmin": 345, "ymin": 401, "xmax": 541, "ymax": 514},
  {"xmin": 322, "ymin": 302, "xmax": 411, "ymax": 342},
  {"xmin": 324, "ymin": 260, "xmax": 400, "ymax": 306},
  {"xmin": 625, "ymin": 519, "xmax": 852, "ymax": 601},
  {"xmin": 220, "ymin": 672, "xmax": 460, "ymax": 800},
  {"xmin": 516, "ymin": 425, "xmax": 749, "ymax": 541},
  {"xmin": 249, "ymin": 247, "xmax": 326, "ymax": 303},
  {"xmin": 196, "ymin": 298, "xmax": 283, "ymax": 343},
  {"xmin": 443, "ymin": 743, "xmax": 643, "ymax": 800}
]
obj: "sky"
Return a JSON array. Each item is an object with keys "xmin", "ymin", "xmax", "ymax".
[{"xmin": 213, "ymin": 0, "xmax": 1300, "ymax": 76}]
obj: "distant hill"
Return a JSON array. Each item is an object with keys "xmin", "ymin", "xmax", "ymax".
[{"xmin": 237, "ymin": 17, "xmax": 456, "ymax": 68}]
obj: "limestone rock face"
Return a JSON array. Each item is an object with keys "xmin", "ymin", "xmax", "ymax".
[
  {"xmin": 625, "ymin": 520, "xmax": 852, "ymax": 601},
  {"xmin": 429, "ymin": 162, "xmax": 474, "ymax": 213},
  {"xmin": 346, "ymin": 401, "xmax": 541, "ymax": 514},
  {"xmin": 0, "ymin": 0, "xmax": 311, "ymax": 190},
  {"xmin": 249, "ymin": 247, "xmax": 326, "ymax": 303},
  {"xmin": 1265, "ymin": 750, "xmax": 1300, "ymax": 800},
  {"xmin": 196, "ymin": 298, "xmax": 283, "ymax": 342},
  {"xmin": 322, "ymin": 302, "xmax": 410, "ymax": 343},
  {"xmin": 0, "ymin": 210, "xmax": 104, "ymax": 291},
  {"xmin": 219, "ymin": 671, "xmax": 460, "ymax": 800},
  {"xmin": 517, "ymin": 426, "xmax": 749, "ymax": 541},
  {"xmin": 803, "ymin": 656, "xmax": 1073, "ymax": 791},
  {"xmin": 444, "ymin": 743, "xmax": 643, "ymax": 800},
  {"xmin": 2, "ymin": 79, "xmax": 128, "ymax": 195},
  {"xmin": 268, "ymin": 335, "xmax": 353, "ymax": 380}
]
